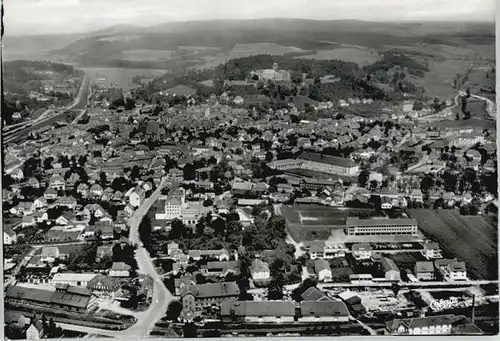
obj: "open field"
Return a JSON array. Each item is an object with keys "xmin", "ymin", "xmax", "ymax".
[
  {"xmin": 298, "ymin": 48, "xmax": 381, "ymax": 66},
  {"xmin": 281, "ymin": 205, "xmax": 375, "ymax": 242},
  {"xmin": 228, "ymin": 43, "xmax": 306, "ymax": 60},
  {"xmin": 422, "ymin": 117, "xmax": 496, "ymax": 131},
  {"xmin": 407, "ymin": 209, "xmax": 497, "ymax": 280},
  {"xmin": 81, "ymin": 67, "xmax": 167, "ymax": 91},
  {"xmin": 119, "ymin": 49, "xmax": 178, "ymax": 62}
]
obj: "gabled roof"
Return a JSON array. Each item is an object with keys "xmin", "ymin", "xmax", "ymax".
[
  {"xmin": 221, "ymin": 301, "xmax": 295, "ymax": 317},
  {"xmin": 300, "ymin": 300, "xmax": 349, "ymax": 317},
  {"xmin": 180, "ymin": 281, "xmax": 239, "ymax": 298}
]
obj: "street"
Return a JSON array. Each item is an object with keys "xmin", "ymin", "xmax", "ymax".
[
  {"xmin": 118, "ymin": 176, "xmax": 174, "ymax": 338},
  {"xmin": 54, "ymin": 177, "xmax": 174, "ymax": 338}
]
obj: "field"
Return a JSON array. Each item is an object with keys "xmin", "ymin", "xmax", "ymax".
[
  {"xmin": 281, "ymin": 205, "xmax": 375, "ymax": 242},
  {"xmin": 119, "ymin": 49, "xmax": 178, "ymax": 62},
  {"xmin": 228, "ymin": 43, "xmax": 306, "ymax": 60},
  {"xmin": 298, "ymin": 48, "xmax": 381, "ymax": 66},
  {"xmin": 81, "ymin": 67, "xmax": 167, "ymax": 91},
  {"xmin": 407, "ymin": 209, "xmax": 497, "ymax": 280}
]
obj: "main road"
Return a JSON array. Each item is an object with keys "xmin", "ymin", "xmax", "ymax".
[
  {"xmin": 58, "ymin": 177, "xmax": 174, "ymax": 338},
  {"xmin": 124, "ymin": 176, "xmax": 176, "ymax": 338}
]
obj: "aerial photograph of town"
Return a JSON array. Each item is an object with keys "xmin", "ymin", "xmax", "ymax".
[{"xmin": 1, "ymin": 0, "xmax": 498, "ymax": 339}]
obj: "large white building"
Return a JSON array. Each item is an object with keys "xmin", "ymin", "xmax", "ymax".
[
  {"xmin": 267, "ymin": 152, "xmax": 359, "ymax": 177},
  {"xmin": 51, "ymin": 273, "xmax": 97, "ymax": 287},
  {"xmin": 346, "ymin": 217, "xmax": 419, "ymax": 236}
]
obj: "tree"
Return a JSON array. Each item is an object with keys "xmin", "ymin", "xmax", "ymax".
[
  {"xmin": 358, "ymin": 170, "xmax": 370, "ymax": 188},
  {"xmin": 211, "ymin": 217, "xmax": 226, "ymax": 237},
  {"xmin": 169, "ymin": 219, "xmax": 186, "ymax": 240},
  {"xmin": 165, "ymin": 300, "xmax": 182, "ymax": 321},
  {"xmin": 203, "ymin": 198, "xmax": 213, "ymax": 207},
  {"xmin": 99, "ymin": 172, "xmax": 107, "ymax": 185}
]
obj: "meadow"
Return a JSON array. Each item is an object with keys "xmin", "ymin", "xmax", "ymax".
[
  {"xmin": 408, "ymin": 209, "xmax": 497, "ymax": 280},
  {"xmin": 298, "ymin": 47, "xmax": 381, "ymax": 66}
]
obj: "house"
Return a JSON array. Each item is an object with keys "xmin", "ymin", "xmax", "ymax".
[
  {"xmin": 299, "ymin": 300, "xmax": 350, "ymax": 322},
  {"xmin": 21, "ymin": 215, "xmax": 36, "ymax": 227},
  {"xmin": 33, "ymin": 211, "xmax": 49, "ymax": 223},
  {"xmin": 56, "ymin": 196, "xmax": 77, "ymax": 209},
  {"xmin": 27, "ymin": 177, "xmax": 40, "ymax": 188},
  {"xmin": 77, "ymin": 183, "xmax": 89, "ymax": 196},
  {"xmin": 96, "ymin": 245, "xmax": 113, "ymax": 262},
  {"xmin": 351, "ymin": 244, "xmax": 373, "ymax": 260},
  {"xmin": 448, "ymin": 261, "xmax": 467, "ymax": 281},
  {"xmin": 25, "ymin": 319, "xmax": 44, "ymax": 340},
  {"xmin": 11, "ymin": 202, "xmax": 35, "ymax": 216},
  {"xmin": 314, "ymin": 259, "xmax": 332, "ymax": 282},
  {"xmin": 221, "ymin": 301, "xmax": 295, "ymax": 323},
  {"xmin": 55, "ymin": 212, "xmax": 75, "ymax": 226},
  {"xmin": 130, "ymin": 187, "xmax": 146, "ymax": 208},
  {"xmin": 86, "ymin": 275, "xmax": 121, "ymax": 298},
  {"xmin": 90, "ymin": 184, "xmax": 104, "ymax": 197},
  {"xmin": 180, "ymin": 282, "xmax": 240, "ymax": 318},
  {"xmin": 41, "ymin": 246, "xmax": 65, "ymax": 262},
  {"xmin": 11, "ymin": 168, "xmax": 24, "ymax": 180},
  {"xmin": 49, "ymin": 174, "xmax": 65, "ymax": 190},
  {"xmin": 109, "ymin": 262, "xmax": 131, "ymax": 277},
  {"xmin": 414, "ymin": 261, "xmax": 435, "ymax": 281},
  {"xmin": 34, "ymin": 197, "xmax": 48, "ymax": 209},
  {"xmin": 381, "ymin": 257, "xmax": 401, "ymax": 281},
  {"xmin": 44, "ymin": 188, "xmax": 58, "ymax": 200},
  {"xmin": 4, "ymin": 229, "xmax": 17, "ymax": 245},
  {"xmin": 422, "ymin": 242, "xmax": 442, "ymax": 259},
  {"xmin": 188, "ymin": 249, "xmax": 230, "ymax": 261},
  {"xmin": 386, "ymin": 314, "xmax": 459, "ymax": 335},
  {"xmin": 201, "ymin": 261, "xmax": 240, "ymax": 277},
  {"xmin": 250, "ymin": 259, "xmax": 270, "ymax": 281},
  {"xmin": 410, "ymin": 189, "xmax": 423, "ymax": 202}
]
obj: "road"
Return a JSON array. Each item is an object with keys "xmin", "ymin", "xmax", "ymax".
[
  {"xmin": 471, "ymin": 94, "xmax": 496, "ymax": 120},
  {"xmin": 122, "ymin": 176, "xmax": 174, "ymax": 338},
  {"xmin": 56, "ymin": 177, "xmax": 173, "ymax": 338}
]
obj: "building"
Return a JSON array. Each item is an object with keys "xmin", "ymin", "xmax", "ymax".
[
  {"xmin": 250, "ymin": 259, "xmax": 270, "ymax": 281},
  {"xmin": 109, "ymin": 262, "xmax": 131, "ymax": 277},
  {"xmin": 188, "ymin": 249, "xmax": 230, "ymax": 261},
  {"xmin": 86, "ymin": 275, "xmax": 121, "ymax": 298},
  {"xmin": 51, "ymin": 273, "xmax": 97, "ymax": 287},
  {"xmin": 351, "ymin": 244, "xmax": 373, "ymax": 260},
  {"xmin": 25, "ymin": 320, "xmax": 44, "ymax": 340},
  {"xmin": 201, "ymin": 261, "xmax": 240, "ymax": 277},
  {"xmin": 381, "ymin": 257, "xmax": 401, "ymax": 281},
  {"xmin": 4, "ymin": 229, "xmax": 17, "ymax": 245},
  {"xmin": 314, "ymin": 259, "xmax": 332, "ymax": 282},
  {"xmin": 299, "ymin": 300, "xmax": 350, "ymax": 322},
  {"xmin": 414, "ymin": 261, "xmax": 435, "ymax": 281},
  {"xmin": 129, "ymin": 188, "xmax": 146, "ymax": 208},
  {"xmin": 386, "ymin": 314, "xmax": 477, "ymax": 335},
  {"xmin": 251, "ymin": 63, "xmax": 291, "ymax": 82},
  {"xmin": 180, "ymin": 282, "xmax": 240, "ymax": 317},
  {"xmin": 5, "ymin": 284, "xmax": 98, "ymax": 314},
  {"xmin": 158, "ymin": 196, "xmax": 183, "ymax": 220},
  {"xmin": 422, "ymin": 242, "xmax": 442, "ymax": 259},
  {"xmin": 448, "ymin": 261, "xmax": 467, "ymax": 281},
  {"xmin": 298, "ymin": 152, "xmax": 360, "ymax": 176},
  {"xmin": 221, "ymin": 301, "xmax": 296, "ymax": 323},
  {"xmin": 310, "ymin": 241, "xmax": 347, "ymax": 259},
  {"xmin": 345, "ymin": 217, "xmax": 419, "ymax": 236}
]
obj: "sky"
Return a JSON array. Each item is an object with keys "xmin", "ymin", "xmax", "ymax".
[{"xmin": 4, "ymin": 0, "xmax": 496, "ymax": 36}]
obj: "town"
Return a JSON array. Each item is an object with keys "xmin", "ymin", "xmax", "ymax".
[{"xmin": 2, "ymin": 15, "xmax": 498, "ymax": 340}]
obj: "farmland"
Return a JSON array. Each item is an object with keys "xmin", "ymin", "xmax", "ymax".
[
  {"xmin": 81, "ymin": 67, "xmax": 166, "ymax": 91},
  {"xmin": 281, "ymin": 205, "xmax": 375, "ymax": 242},
  {"xmin": 228, "ymin": 43, "xmax": 306, "ymax": 60},
  {"xmin": 407, "ymin": 209, "xmax": 497, "ymax": 280},
  {"xmin": 298, "ymin": 47, "xmax": 381, "ymax": 66}
]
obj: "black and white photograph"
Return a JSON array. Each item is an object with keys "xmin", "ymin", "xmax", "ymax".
[{"xmin": 1, "ymin": 0, "xmax": 498, "ymax": 338}]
